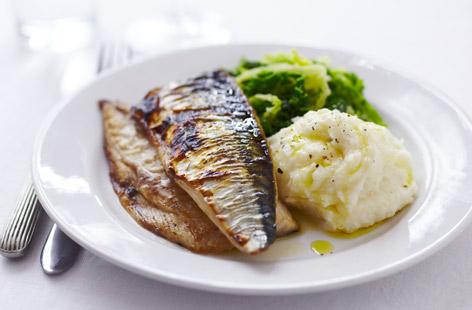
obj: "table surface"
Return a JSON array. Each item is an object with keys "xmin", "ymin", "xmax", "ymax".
[{"xmin": 1, "ymin": 0, "xmax": 471, "ymax": 309}]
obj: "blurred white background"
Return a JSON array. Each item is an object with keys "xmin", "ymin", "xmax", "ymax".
[{"xmin": 0, "ymin": 0, "xmax": 471, "ymax": 309}]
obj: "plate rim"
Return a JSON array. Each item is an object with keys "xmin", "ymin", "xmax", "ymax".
[{"xmin": 32, "ymin": 43, "xmax": 472, "ymax": 295}]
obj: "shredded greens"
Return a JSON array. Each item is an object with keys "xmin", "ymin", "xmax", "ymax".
[{"xmin": 232, "ymin": 50, "xmax": 385, "ymax": 136}]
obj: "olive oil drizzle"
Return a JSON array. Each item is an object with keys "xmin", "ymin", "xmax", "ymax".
[
  {"xmin": 310, "ymin": 240, "xmax": 334, "ymax": 255},
  {"xmin": 326, "ymin": 223, "xmax": 379, "ymax": 239}
]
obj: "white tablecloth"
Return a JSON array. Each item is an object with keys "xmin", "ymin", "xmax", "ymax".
[{"xmin": 1, "ymin": 0, "xmax": 471, "ymax": 309}]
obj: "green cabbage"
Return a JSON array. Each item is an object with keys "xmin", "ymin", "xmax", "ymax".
[
  {"xmin": 325, "ymin": 68, "xmax": 385, "ymax": 126},
  {"xmin": 232, "ymin": 50, "xmax": 385, "ymax": 136},
  {"xmin": 249, "ymin": 94, "xmax": 286, "ymax": 136}
]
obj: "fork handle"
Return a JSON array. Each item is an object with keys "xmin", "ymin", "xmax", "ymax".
[{"xmin": 0, "ymin": 183, "xmax": 41, "ymax": 258}]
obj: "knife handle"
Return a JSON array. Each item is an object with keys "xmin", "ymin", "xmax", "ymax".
[{"xmin": 0, "ymin": 182, "xmax": 41, "ymax": 258}]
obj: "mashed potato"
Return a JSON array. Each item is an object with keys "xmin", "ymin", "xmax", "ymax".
[{"xmin": 268, "ymin": 109, "xmax": 417, "ymax": 233}]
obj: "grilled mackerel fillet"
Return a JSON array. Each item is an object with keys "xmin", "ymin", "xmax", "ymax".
[
  {"xmin": 100, "ymin": 100, "xmax": 233, "ymax": 253},
  {"xmin": 100, "ymin": 101, "xmax": 298, "ymax": 253},
  {"xmin": 133, "ymin": 70, "xmax": 279, "ymax": 254}
]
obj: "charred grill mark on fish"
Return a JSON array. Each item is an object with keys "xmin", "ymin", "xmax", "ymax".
[
  {"xmin": 100, "ymin": 100, "xmax": 234, "ymax": 253},
  {"xmin": 132, "ymin": 71, "xmax": 278, "ymax": 253}
]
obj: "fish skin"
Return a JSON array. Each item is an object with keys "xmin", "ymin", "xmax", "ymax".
[
  {"xmin": 100, "ymin": 100, "xmax": 234, "ymax": 253},
  {"xmin": 101, "ymin": 101, "xmax": 298, "ymax": 254},
  {"xmin": 132, "ymin": 70, "xmax": 279, "ymax": 254}
]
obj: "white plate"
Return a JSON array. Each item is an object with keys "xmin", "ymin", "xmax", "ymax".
[{"xmin": 32, "ymin": 44, "xmax": 472, "ymax": 295}]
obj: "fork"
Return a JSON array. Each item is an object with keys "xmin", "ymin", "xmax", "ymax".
[
  {"xmin": 0, "ymin": 43, "xmax": 132, "ymax": 261},
  {"xmin": 40, "ymin": 42, "xmax": 133, "ymax": 274}
]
